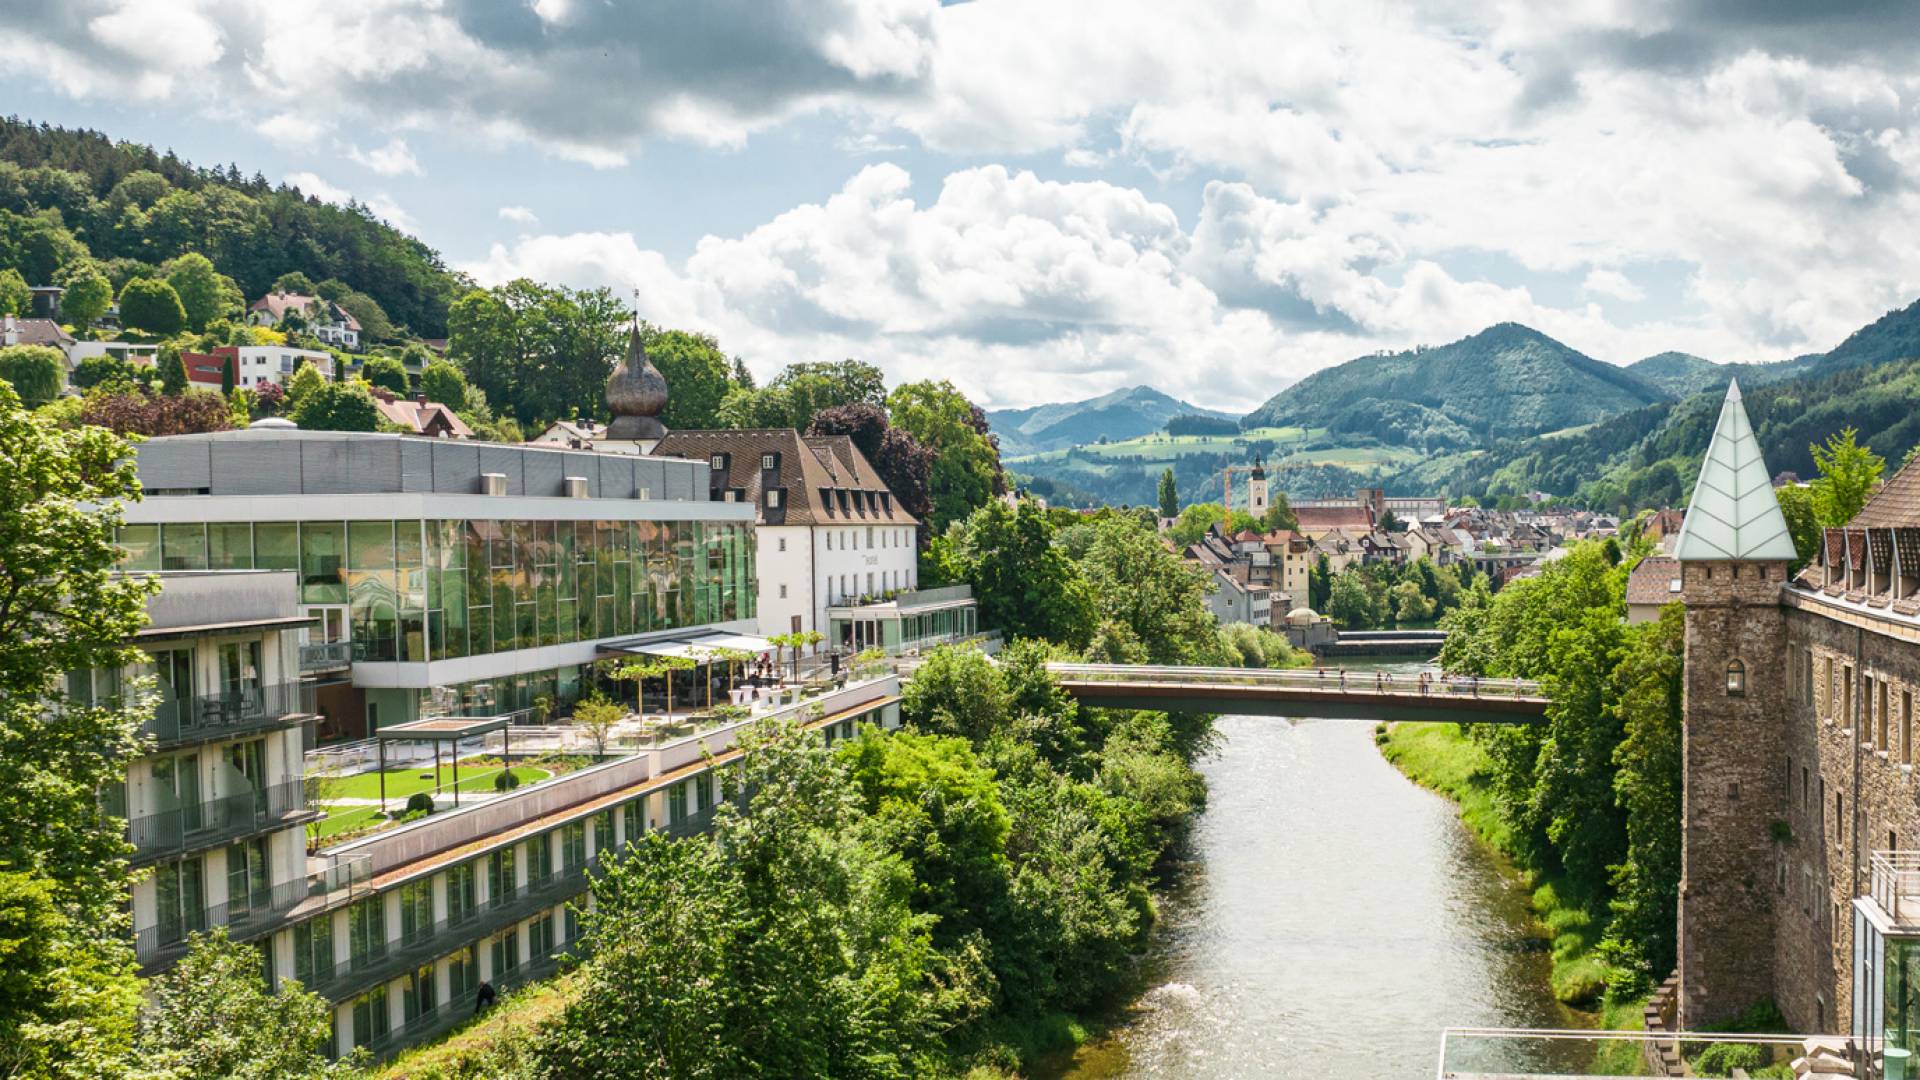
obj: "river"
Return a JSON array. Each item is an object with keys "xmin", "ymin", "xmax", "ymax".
[{"xmin": 1050, "ymin": 699, "xmax": 1594, "ymax": 1078}]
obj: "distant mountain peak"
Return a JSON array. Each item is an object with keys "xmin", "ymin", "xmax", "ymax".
[{"xmin": 986, "ymin": 384, "xmax": 1239, "ymax": 457}]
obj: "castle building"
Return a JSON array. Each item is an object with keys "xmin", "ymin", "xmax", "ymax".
[{"xmin": 1676, "ymin": 380, "xmax": 1920, "ymax": 1070}]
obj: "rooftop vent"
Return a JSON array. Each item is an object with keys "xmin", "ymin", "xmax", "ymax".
[
  {"xmin": 564, "ymin": 476, "xmax": 588, "ymax": 499},
  {"xmin": 480, "ymin": 472, "xmax": 508, "ymax": 497}
]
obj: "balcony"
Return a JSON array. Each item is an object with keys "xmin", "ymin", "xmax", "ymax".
[
  {"xmin": 142, "ymin": 682, "xmax": 313, "ymax": 749},
  {"xmin": 1869, "ymin": 851, "xmax": 1920, "ymax": 928},
  {"xmin": 300, "ymin": 641, "xmax": 352, "ymax": 672},
  {"xmin": 310, "ymin": 856, "xmax": 600, "ymax": 1003},
  {"xmin": 129, "ymin": 779, "xmax": 318, "ymax": 865},
  {"xmin": 133, "ymin": 852, "xmax": 371, "ymax": 971}
]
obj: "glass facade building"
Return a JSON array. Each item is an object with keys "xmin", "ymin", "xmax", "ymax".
[{"xmin": 120, "ymin": 518, "xmax": 754, "ymax": 666}]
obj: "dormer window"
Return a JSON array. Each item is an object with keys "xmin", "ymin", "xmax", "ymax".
[
  {"xmin": 761, "ymin": 453, "xmax": 776, "ymax": 470},
  {"xmin": 819, "ymin": 487, "xmax": 834, "ymax": 515},
  {"xmin": 766, "ymin": 490, "xmax": 782, "ymax": 508},
  {"xmin": 1727, "ymin": 659, "xmax": 1746, "ymax": 697},
  {"xmin": 710, "ymin": 454, "xmax": 726, "ymax": 471}
]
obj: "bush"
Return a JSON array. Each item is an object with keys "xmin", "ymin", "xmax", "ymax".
[
  {"xmin": 494, "ymin": 769, "xmax": 522, "ymax": 792},
  {"xmin": 1690, "ymin": 1041, "xmax": 1766, "ymax": 1077},
  {"xmin": 405, "ymin": 791, "xmax": 436, "ymax": 816}
]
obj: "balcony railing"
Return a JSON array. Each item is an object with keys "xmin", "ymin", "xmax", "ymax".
[
  {"xmin": 1870, "ymin": 851, "xmax": 1920, "ymax": 926},
  {"xmin": 128, "ymin": 779, "xmax": 315, "ymax": 864},
  {"xmin": 142, "ymin": 682, "xmax": 312, "ymax": 747},
  {"xmin": 356, "ymin": 947, "xmax": 567, "ymax": 1060},
  {"xmin": 133, "ymin": 852, "xmax": 371, "ymax": 968},
  {"xmin": 309, "ymin": 856, "xmax": 600, "ymax": 1003},
  {"xmin": 300, "ymin": 641, "xmax": 352, "ymax": 671}
]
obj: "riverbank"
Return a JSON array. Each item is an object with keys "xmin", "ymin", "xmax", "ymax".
[{"xmin": 1376, "ymin": 720, "xmax": 1649, "ymax": 1071}]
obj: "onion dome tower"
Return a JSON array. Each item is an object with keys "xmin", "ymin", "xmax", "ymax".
[{"xmin": 605, "ymin": 320, "xmax": 669, "ymax": 442}]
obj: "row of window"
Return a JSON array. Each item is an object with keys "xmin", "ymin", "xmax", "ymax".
[
  {"xmin": 118, "ymin": 518, "xmax": 755, "ymax": 663},
  {"xmin": 1800, "ymin": 645, "xmax": 1919, "ymax": 763}
]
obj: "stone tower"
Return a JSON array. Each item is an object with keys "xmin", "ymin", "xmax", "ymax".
[
  {"xmin": 1673, "ymin": 379, "xmax": 1797, "ymax": 1028},
  {"xmin": 1248, "ymin": 458, "xmax": 1269, "ymax": 519}
]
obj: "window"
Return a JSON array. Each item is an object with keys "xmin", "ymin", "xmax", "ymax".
[
  {"xmin": 622, "ymin": 798, "xmax": 643, "ymax": 845},
  {"xmin": 294, "ymin": 916, "xmax": 334, "ymax": 986},
  {"xmin": 761, "ymin": 453, "xmax": 775, "ymax": 469},
  {"xmin": 492, "ymin": 928, "xmax": 520, "ymax": 975},
  {"xmin": 866, "ymin": 526, "xmax": 875, "ymax": 548},
  {"xmin": 351, "ymin": 987, "xmax": 390, "ymax": 1050},
  {"xmin": 403, "ymin": 963, "xmax": 436, "ymax": 1022},
  {"xmin": 225, "ymin": 838, "xmax": 269, "ymax": 917},
  {"xmin": 526, "ymin": 833, "xmax": 552, "ymax": 884},
  {"xmin": 779, "ymin": 584, "xmax": 788, "ymax": 599},
  {"xmin": 777, "ymin": 537, "xmax": 787, "ymax": 552},
  {"xmin": 766, "ymin": 490, "xmax": 782, "ymax": 509},
  {"xmin": 348, "ymin": 898, "xmax": 387, "ymax": 965},
  {"xmin": 448, "ymin": 945, "xmax": 479, "ymax": 1001},
  {"xmin": 825, "ymin": 533, "xmax": 833, "ymax": 551},
  {"xmin": 399, "ymin": 879, "xmax": 432, "ymax": 944},
  {"xmin": 709, "ymin": 454, "xmax": 725, "ymax": 470},
  {"xmin": 446, "ymin": 862, "xmax": 476, "ymax": 924},
  {"xmin": 488, "ymin": 847, "xmax": 517, "ymax": 904},
  {"xmin": 1726, "ymin": 659, "xmax": 1746, "ymax": 696}
]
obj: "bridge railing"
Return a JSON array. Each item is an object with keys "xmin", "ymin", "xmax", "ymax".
[{"xmin": 1045, "ymin": 663, "xmax": 1546, "ymax": 701}]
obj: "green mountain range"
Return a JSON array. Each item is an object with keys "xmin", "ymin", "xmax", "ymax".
[
  {"xmin": 1398, "ymin": 297, "xmax": 1920, "ymax": 510},
  {"xmin": 986, "ymin": 385, "xmax": 1239, "ymax": 457},
  {"xmin": 1240, "ymin": 322, "xmax": 1667, "ymax": 437}
]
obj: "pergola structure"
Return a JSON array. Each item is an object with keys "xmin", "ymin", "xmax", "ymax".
[{"xmin": 372, "ymin": 715, "xmax": 516, "ymax": 810}]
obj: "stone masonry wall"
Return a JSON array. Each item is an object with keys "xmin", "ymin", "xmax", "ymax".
[{"xmin": 1679, "ymin": 559, "xmax": 1791, "ymax": 1028}]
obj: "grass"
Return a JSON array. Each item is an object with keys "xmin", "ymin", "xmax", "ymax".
[
  {"xmin": 372, "ymin": 971, "xmax": 578, "ymax": 1079},
  {"xmin": 1377, "ymin": 721, "xmax": 1653, "ymax": 1072},
  {"xmin": 322, "ymin": 761, "xmax": 551, "ymax": 801}
]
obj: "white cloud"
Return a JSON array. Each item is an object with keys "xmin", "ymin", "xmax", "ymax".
[
  {"xmin": 348, "ymin": 137, "xmax": 422, "ymax": 177},
  {"xmin": 1583, "ymin": 269, "xmax": 1647, "ymax": 303},
  {"xmin": 255, "ymin": 111, "xmax": 328, "ymax": 149},
  {"xmin": 498, "ymin": 205, "xmax": 539, "ymax": 225},
  {"xmin": 284, "ymin": 171, "xmax": 352, "ymax": 205}
]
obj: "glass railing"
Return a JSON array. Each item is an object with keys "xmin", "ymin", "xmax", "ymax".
[
  {"xmin": 128, "ymin": 779, "xmax": 313, "ymax": 863},
  {"xmin": 133, "ymin": 852, "xmax": 372, "ymax": 966},
  {"xmin": 142, "ymin": 682, "xmax": 312, "ymax": 747},
  {"xmin": 300, "ymin": 642, "xmax": 352, "ymax": 670}
]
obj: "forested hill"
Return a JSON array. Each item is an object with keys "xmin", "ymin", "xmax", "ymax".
[
  {"xmin": 987, "ymin": 385, "xmax": 1237, "ymax": 457},
  {"xmin": 1625, "ymin": 352, "xmax": 1728, "ymax": 397},
  {"xmin": 0, "ymin": 117, "xmax": 463, "ymax": 337},
  {"xmin": 1239, "ymin": 322, "xmax": 1667, "ymax": 437},
  {"xmin": 1400, "ymin": 297, "xmax": 1920, "ymax": 509}
]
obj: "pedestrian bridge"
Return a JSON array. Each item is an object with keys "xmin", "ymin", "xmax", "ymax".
[{"xmin": 1046, "ymin": 663, "xmax": 1549, "ymax": 724}]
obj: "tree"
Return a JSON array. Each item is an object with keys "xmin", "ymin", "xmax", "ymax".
[
  {"xmin": 1390, "ymin": 578, "xmax": 1435, "ymax": 625},
  {"xmin": 119, "ymin": 277, "xmax": 187, "ymax": 335},
  {"xmin": 1157, "ymin": 468, "xmax": 1178, "ymax": 519},
  {"xmin": 158, "ymin": 345, "xmax": 190, "ymax": 396},
  {"xmin": 419, "ymin": 358, "xmax": 469, "ymax": 407},
  {"xmin": 0, "ymin": 381, "xmax": 155, "ymax": 1076},
  {"xmin": 78, "ymin": 389, "xmax": 236, "ymax": 437},
  {"xmin": 572, "ymin": 694, "xmax": 624, "ymax": 759},
  {"xmin": 290, "ymin": 380, "xmax": 381, "ymax": 432},
  {"xmin": 946, "ymin": 499, "xmax": 1096, "ymax": 649},
  {"xmin": 888, "ymin": 380, "xmax": 1005, "ymax": 532},
  {"xmin": 162, "ymin": 252, "xmax": 242, "ymax": 332},
  {"xmin": 1328, "ymin": 569, "xmax": 1387, "ymax": 629},
  {"xmin": 0, "ymin": 344, "xmax": 64, "ymax": 408},
  {"xmin": 1603, "ymin": 603, "xmax": 1685, "ymax": 986},
  {"xmin": 360, "ymin": 354, "xmax": 409, "ymax": 395},
  {"xmin": 69, "ymin": 354, "xmax": 143, "ymax": 391},
  {"xmin": 138, "ymin": 929, "xmax": 352, "ymax": 1079},
  {"xmin": 272, "ymin": 270, "xmax": 317, "ymax": 295},
  {"xmin": 641, "ymin": 325, "xmax": 733, "ymax": 429},
  {"xmin": 317, "ymin": 279, "xmax": 392, "ymax": 343},
  {"xmin": 1308, "ymin": 554, "xmax": 1331, "ymax": 611},
  {"xmin": 56, "ymin": 262, "xmax": 113, "ymax": 327},
  {"xmin": 900, "ymin": 643, "xmax": 1013, "ymax": 742},
  {"xmin": 285, "ymin": 361, "xmax": 327, "ymax": 407},
  {"xmin": 807, "ymin": 402, "xmax": 934, "ymax": 522},
  {"xmin": 1169, "ymin": 502, "xmax": 1228, "ymax": 546},
  {"xmin": 1774, "ymin": 483, "xmax": 1821, "ymax": 573},
  {"xmin": 0, "ymin": 268, "xmax": 27, "ymax": 316},
  {"xmin": 448, "ymin": 280, "xmax": 626, "ymax": 427},
  {"xmin": 1809, "ymin": 426, "xmax": 1884, "ymax": 526},
  {"xmin": 541, "ymin": 719, "xmax": 987, "ymax": 1078},
  {"xmin": 1075, "ymin": 514, "xmax": 1223, "ymax": 664}
]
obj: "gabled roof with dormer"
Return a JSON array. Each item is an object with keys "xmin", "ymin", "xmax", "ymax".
[
  {"xmin": 1673, "ymin": 380, "xmax": 1797, "ymax": 562},
  {"xmin": 651, "ymin": 428, "xmax": 918, "ymax": 528}
]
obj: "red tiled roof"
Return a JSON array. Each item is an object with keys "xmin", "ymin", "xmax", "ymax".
[
  {"xmin": 1294, "ymin": 506, "xmax": 1374, "ymax": 533},
  {"xmin": 1850, "ymin": 459, "xmax": 1920, "ymax": 528},
  {"xmin": 1624, "ymin": 555, "xmax": 1681, "ymax": 606}
]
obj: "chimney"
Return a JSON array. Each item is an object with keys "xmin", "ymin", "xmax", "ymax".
[{"xmin": 414, "ymin": 391, "xmax": 427, "ymax": 405}]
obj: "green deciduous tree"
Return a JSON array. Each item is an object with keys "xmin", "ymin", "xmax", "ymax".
[
  {"xmin": 359, "ymin": 354, "xmax": 408, "ymax": 395},
  {"xmin": 641, "ymin": 325, "xmax": 733, "ymax": 429},
  {"xmin": 1157, "ymin": 468, "xmax": 1178, "ymax": 519},
  {"xmin": 162, "ymin": 252, "xmax": 243, "ymax": 332},
  {"xmin": 1774, "ymin": 483, "xmax": 1821, "ymax": 573},
  {"xmin": 290, "ymin": 380, "xmax": 381, "ymax": 432},
  {"xmin": 887, "ymin": 380, "xmax": 1004, "ymax": 533},
  {"xmin": 138, "ymin": 929, "xmax": 354, "ymax": 1079},
  {"xmin": 0, "ymin": 267, "xmax": 29, "ymax": 315},
  {"xmin": 944, "ymin": 499, "xmax": 1096, "ymax": 650},
  {"xmin": 119, "ymin": 276, "xmax": 187, "ymax": 335},
  {"xmin": 447, "ymin": 280, "xmax": 626, "ymax": 428},
  {"xmin": 0, "ymin": 381, "xmax": 155, "ymax": 1076},
  {"xmin": 285, "ymin": 361, "xmax": 327, "ymax": 405},
  {"xmin": 56, "ymin": 261, "xmax": 113, "ymax": 327},
  {"xmin": 419, "ymin": 358, "xmax": 469, "ymax": 408},
  {"xmin": 1809, "ymin": 426, "xmax": 1884, "ymax": 526},
  {"xmin": 1075, "ymin": 514, "xmax": 1221, "ymax": 665},
  {"xmin": 0, "ymin": 344, "xmax": 65, "ymax": 408},
  {"xmin": 68, "ymin": 354, "xmax": 143, "ymax": 392}
]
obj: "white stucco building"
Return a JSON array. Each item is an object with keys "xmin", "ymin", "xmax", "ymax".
[{"xmin": 651, "ymin": 429, "xmax": 922, "ymax": 641}]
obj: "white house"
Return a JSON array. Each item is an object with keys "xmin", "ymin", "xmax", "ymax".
[
  {"xmin": 650, "ymin": 429, "xmax": 924, "ymax": 640},
  {"xmin": 228, "ymin": 345, "xmax": 335, "ymax": 387},
  {"xmin": 247, "ymin": 291, "xmax": 362, "ymax": 351}
]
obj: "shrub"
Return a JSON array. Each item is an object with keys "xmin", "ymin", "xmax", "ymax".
[
  {"xmin": 1690, "ymin": 1041, "xmax": 1766, "ymax": 1077},
  {"xmin": 494, "ymin": 769, "xmax": 522, "ymax": 792},
  {"xmin": 405, "ymin": 791, "xmax": 436, "ymax": 816}
]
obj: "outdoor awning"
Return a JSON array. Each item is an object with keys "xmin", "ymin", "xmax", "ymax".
[
  {"xmin": 595, "ymin": 630, "xmax": 776, "ymax": 662},
  {"xmin": 375, "ymin": 715, "xmax": 514, "ymax": 742}
]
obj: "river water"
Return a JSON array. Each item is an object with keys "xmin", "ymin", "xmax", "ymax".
[{"xmin": 1051, "ymin": 702, "xmax": 1594, "ymax": 1079}]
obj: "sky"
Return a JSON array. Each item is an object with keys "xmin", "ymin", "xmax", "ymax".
[{"xmin": 6, "ymin": 0, "xmax": 1920, "ymax": 412}]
